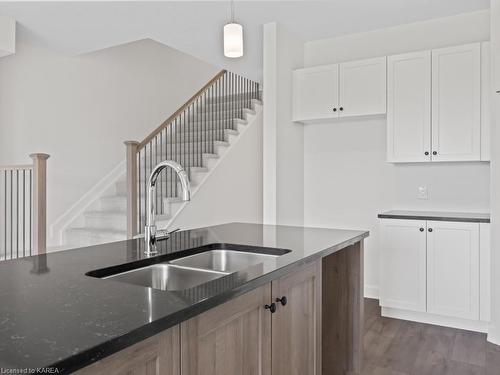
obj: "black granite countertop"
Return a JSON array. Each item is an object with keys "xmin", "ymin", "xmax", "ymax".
[
  {"xmin": 0, "ymin": 222, "xmax": 368, "ymax": 374},
  {"xmin": 378, "ymin": 210, "xmax": 490, "ymax": 223}
]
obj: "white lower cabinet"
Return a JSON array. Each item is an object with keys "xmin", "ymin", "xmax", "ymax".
[
  {"xmin": 380, "ymin": 219, "xmax": 487, "ymax": 330},
  {"xmin": 380, "ymin": 219, "xmax": 427, "ymax": 312},
  {"xmin": 426, "ymin": 221, "xmax": 479, "ymax": 320}
]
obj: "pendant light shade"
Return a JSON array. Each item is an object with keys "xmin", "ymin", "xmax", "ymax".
[
  {"xmin": 223, "ymin": 0, "xmax": 243, "ymax": 58},
  {"xmin": 224, "ymin": 22, "xmax": 243, "ymax": 58}
]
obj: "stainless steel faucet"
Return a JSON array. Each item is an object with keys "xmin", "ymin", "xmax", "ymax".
[{"xmin": 144, "ymin": 160, "xmax": 191, "ymax": 256}]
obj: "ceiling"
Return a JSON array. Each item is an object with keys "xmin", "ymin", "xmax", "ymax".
[{"xmin": 0, "ymin": 0, "xmax": 490, "ymax": 80}]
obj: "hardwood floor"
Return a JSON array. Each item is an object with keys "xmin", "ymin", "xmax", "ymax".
[{"xmin": 362, "ymin": 299, "xmax": 500, "ymax": 375}]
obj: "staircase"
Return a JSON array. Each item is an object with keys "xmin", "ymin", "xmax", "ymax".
[{"xmin": 61, "ymin": 70, "xmax": 261, "ymax": 248}]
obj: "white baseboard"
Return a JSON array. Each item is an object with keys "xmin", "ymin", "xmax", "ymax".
[
  {"xmin": 49, "ymin": 161, "xmax": 126, "ymax": 246},
  {"xmin": 382, "ymin": 306, "xmax": 489, "ymax": 333},
  {"xmin": 364, "ymin": 284, "xmax": 379, "ymax": 299}
]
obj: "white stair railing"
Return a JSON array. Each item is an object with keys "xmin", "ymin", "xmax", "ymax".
[{"xmin": 0, "ymin": 153, "xmax": 49, "ymax": 259}]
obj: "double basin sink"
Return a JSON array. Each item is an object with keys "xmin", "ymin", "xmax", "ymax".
[{"xmin": 93, "ymin": 245, "xmax": 289, "ymax": 292}]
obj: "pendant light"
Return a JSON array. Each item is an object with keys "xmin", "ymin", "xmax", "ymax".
[{"xmin": 223, "ymin": 0, "xmax": 243, "ymax": 58}]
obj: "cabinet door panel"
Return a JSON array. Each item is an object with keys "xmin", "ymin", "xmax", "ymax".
[
  {"xmin": 427, "ymin": 221, "xmax": 480, "ymax": 320},
  {"xmin": 431, "ymin": 43, "xmax": 481, "ymax": 161},
  {"xmin": 75, "ymin": 327, "xmax": 179, "ymax": 375},
  {"xmin": 339, "ymin": 57, "xmax": 387, "ymax": 117},
  {"xmin": 181, "ymin": 285, "xmax": 271, "ymax": 375},
  {"xmin": 272, "ymin": 261, "xmax": 321, "ymax": 375},
  {"xmin": 380, "ymin": 219, "xmax": 427, "ymax": 312},
  {"xmin": 387, "ymin": 51, "xmax": 431, "ymax": 162},
  {"xmin": 293, "ymin": 65, "xmax": 339, "ymax": 121}
]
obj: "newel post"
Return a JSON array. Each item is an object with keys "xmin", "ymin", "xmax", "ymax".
[
  {"xmin": 30, "ymin": 153, "xmax": 50, "ymax": 255},
  {"xmin": 125, "ymin": 141, "xmax": 139, "ymax": 238}
]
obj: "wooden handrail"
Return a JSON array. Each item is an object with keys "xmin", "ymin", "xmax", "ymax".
[{"xmin": 138, "ymin": 69, "xmax": 227, "ymax": 150}]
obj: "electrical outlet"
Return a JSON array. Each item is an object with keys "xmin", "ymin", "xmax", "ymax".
[{"xmin": 417, "ymin": 186, "xmax": 428, "ymax": 200}]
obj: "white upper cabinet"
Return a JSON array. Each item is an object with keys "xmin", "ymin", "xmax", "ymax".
[
  {"xmin": 338, "ymin": 57, "xmax": 387, "ymax": 117},
  {"xmin": 295, "ymin": 42, "xmax": 487, "ymax": 162},
  {"xmin": 387, "ymin": 51, "xmax": 431, "ymax": 162},
  {"xmin": 292, "ymin": 57, "xmax": 386, "ymax": 122},
  {"xmin": 431, "ymin": 43, "xmax": 481, "ymax": 162},
  {"xmin": 427, "ymin": 221, "xmax": 480, "ymax": 320},
  {"xmin": 293, "ymin": 64, "xmax": 339, "ymax": 122},
  {"xmin": 387, "ymin": 42, "xmax": 485, "ymax": 163}
]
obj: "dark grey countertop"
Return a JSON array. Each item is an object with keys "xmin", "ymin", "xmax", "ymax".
[
  {"xmin": 0, "ymin": 222, "xmax": 368, "ymax": 374},
  {"xmin": 378, "ymin": 210, "xmax": 490, "ymax": 223}
]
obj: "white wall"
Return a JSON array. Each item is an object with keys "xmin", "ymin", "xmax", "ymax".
[
  {"xmin": 0, "ymin": 15, "xmax": 15, "ymax": 57},
  {"xmin": 489, "ymin": 0, "xmax": 500, "ymax": 346},
  {"xmin": 305, "ymin": 10, "xmax": 490, "ymax": 66},
  {"xmin": 0, "ymin": 37, "xmax": 218, "ymax": 242},
  {"xmin": 169, "ymin": 111, "xmax": 263, "ymax": 230},
  {"xmin": 303, "ymin": 11, "xmax": 491, "ymax": 297},
  {"xmin": 263, "ymin": 22, "xmax": 305, "ymax": 226}
]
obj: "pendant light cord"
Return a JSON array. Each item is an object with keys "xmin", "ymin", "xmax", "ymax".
[{"xmin": 230, "ymin": 0, "xmax": 235, "ymax": 23}]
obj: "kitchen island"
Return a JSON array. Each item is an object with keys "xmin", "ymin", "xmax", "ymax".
[{"xmin": 0, "ymin": 223, "xmax": 368, "ymax": 374}]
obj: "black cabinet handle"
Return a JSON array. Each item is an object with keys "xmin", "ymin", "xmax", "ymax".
[
  {"xmin": 419, "ymin": 228, "xmax": 424, "ymax": 232},
  {"xmin": 276, "ymin": 296, "xmax": 287, "ymax": 306},
  {"xmin": 339, "ymin": 107, "xmax": 344, "ymax": 111},
  {"xmin": 424, "ymin": 151, "xmax": 429, "ymax": 156},
  {"xmin": 432, "ymin": 151, "xmax": 437, "ymax": 155},
  {"xmin": 264, "ymin": 303, "xmax": 276, "ymax": 313},
  {"xmin": 333, "ymin": 108, "xmax": 337, "ymax": 112},
  {"xmin": 428, "ymin": 228, "xmax": 433, "ymax": 232}
]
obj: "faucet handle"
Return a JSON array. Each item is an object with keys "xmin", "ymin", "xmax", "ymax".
[{"xmin": 144, "ymin": 225, "xmax": 158, "ymax": 256}]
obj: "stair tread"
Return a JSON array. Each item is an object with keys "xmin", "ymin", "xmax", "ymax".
[
  {"xmin": 84, "ymin": 210, "xmax": 127, "ymax": 217},
  {"xmin": 66, "ymin": 227, "xmax": 127, "ymax": 235}
]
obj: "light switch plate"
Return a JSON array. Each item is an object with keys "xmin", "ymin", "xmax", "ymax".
[{"xmin": 417, "ymin": 186, "xmax": 428, "ymax": 200}]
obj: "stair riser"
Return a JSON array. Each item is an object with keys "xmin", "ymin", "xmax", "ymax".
[
  {"xmin": 135, "ymin": 170, "xmax": 206, "ymax": 185},
  {"xmin": 63, "ymin": 232, "xmax": 125, "ymax": 248},
  {"xmin": 143, "ymin": 143, "xmax": 228, "ymax": 161},
  {"xmin": 164, "ymin": 129, "xmax": 240, "ymax": 142},
  {"xmin": 225, "ymin": 133, "xmax": 239, "ymax": 143},
  {"xmin": 167, "ymin": 119, "xmax": 242, "ymax": 129},
  {"xmin": 137, "ymin": 155, "xmax": 218, "ymax": 171},
  {"xmin": 181, "ymin": 108, "xmax": 254, "ymax": 123},
  {"xmin": 137, "ymin": 159, "xmax": 205, "ymax": 170},
  {"xmin": 143, "ymin": 148, "xmax": 221, "ymax": 160},
  {"xmin": 207, "ymin": 95, "xmax": 261, "ymax": 105},
  {"xmin": 84, "ymin": 215, "xmax": 127, "ymax": 231},
  {"xmin": 145, "ymin": 129, "xmax": 236, "ymax": 143},
  {"xmin": 199, "ymin": 104, "xmax": 255, "ymax": 114},
  {"xmin": 163, "ymin": 200, "xmax": 185, "ymax": 217},
  {"xmin": 185, "ymin": 109, "xmax": 247, "ymax": 120},
  {"xmin": 100, "ymin": 198, "xmax": 127, "ymax": 212},
  {"xmin": 115, "ymin": 176, "xmax": 204, "ymax": 196}
]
